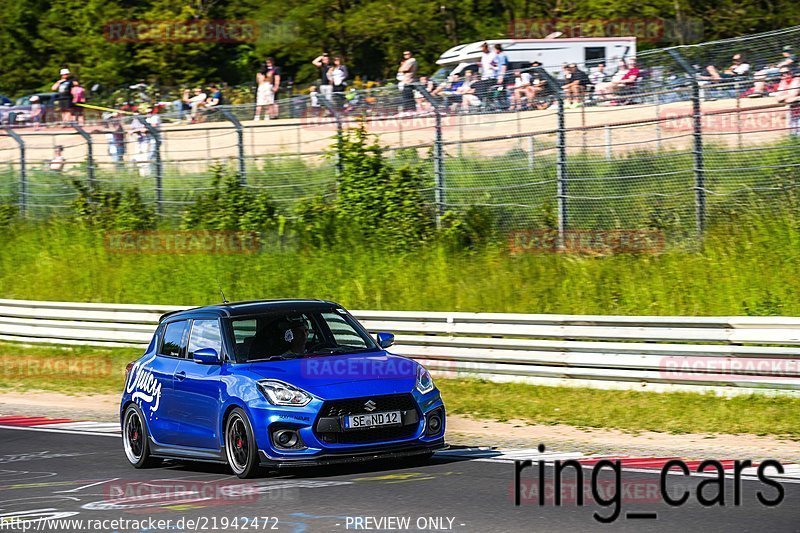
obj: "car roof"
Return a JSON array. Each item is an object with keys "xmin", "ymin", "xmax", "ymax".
[{"xmin": 159, "ymin": 299, "xmax": 341, "ymax": 322}]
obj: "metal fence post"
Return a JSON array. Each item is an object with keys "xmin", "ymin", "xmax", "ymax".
[
  {"xmin": 4, "ymin": 127, "xmax": 26, "ymax": 216},
  {"xmin": 71, "ymin": 123, "xmax": 95, "ymax": 191},
  {"xmin": 418, "ymin": 84, "xmax": 445, "ymax": 228},
  {"xmin": 538, "ymin": 67, "xmax": 567, "ymax": 249},
  {"xmin": 220, "ymin": 108, "xmax": 246, "ymax": 183},
  {"xmin": 319, "ymin": 96, "xmax": 343, "ymax": 177},
  {"xmin": 527, "ymin": 135, "xmax": 535, "ymax": 170},
  {"xmin": 668, "ymin": 48, "xmax": 706, "ymax": 239},
  {"xmin": 142, "ymin": 119, "xmax": 163, "ymax": 216}
]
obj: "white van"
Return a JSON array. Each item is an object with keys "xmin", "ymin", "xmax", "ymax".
[{"xmin": 433, "ymin": 37, "xmax": 637, "ymax": 80}]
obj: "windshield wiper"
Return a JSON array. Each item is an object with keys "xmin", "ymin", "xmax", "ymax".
[
  {"xmin": 308, "ymin": 346, "xmax": 376, "ymax": 356},
  {"xmin": 248, "ymin": 354, "xmax": 294, "ymax": 362}
]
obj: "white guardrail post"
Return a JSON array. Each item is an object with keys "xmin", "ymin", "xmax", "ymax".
[{"xmin": 1, "ymin": 299, "xmax": 800, "ymax": 396}]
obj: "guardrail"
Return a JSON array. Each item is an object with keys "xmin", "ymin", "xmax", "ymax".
[{"xmin": 2, "ymin": 298, "xmax": 799, "ymax": 396}]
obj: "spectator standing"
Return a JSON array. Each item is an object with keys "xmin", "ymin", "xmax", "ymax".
[
  {"xmin": 494, "ymin": 44, "xmax": 508, "ymax": 84},
  {"xmin": 312, "ymin": 53, "xmax": 333, "ymax": 102},
  {"xmin": 254, "ymin": 65, "xmax": 274, "ymax": 121},
  {"xmin": 397, "ymin": 50, "xmax": 418, "ymax": 114},
  {"xmin": 105, "ymin": 118, "xmax": 125, "ymax": 169},
  {"xmin": 29, "ymin": 95, "xmax": 43, "ymax": 130},
  {"xmin": 51, "ymin": 68, "xmax": 73, "ymax": 125},
  {"xmin": 264, "ymin": 58, "xmax": 281, "ymax": 118},
  {"xmin": 329, "ymin": 56, "xmax": 349, "ymax": 110},
  {"xmin": 308, "ymin": 85, "xmax": 322, "ymax": 117},
  {"xmin": 70, "ymin": 80, "xmax": 86, "ymax": 125},
  {"xmin": 479, "ymin": 42, "xmax": 497, "ymax": 80}
]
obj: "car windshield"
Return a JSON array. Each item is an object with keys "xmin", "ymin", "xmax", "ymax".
[{"xmin": 228, "ymin": 308, "xmax": 378, "ymax": 363}]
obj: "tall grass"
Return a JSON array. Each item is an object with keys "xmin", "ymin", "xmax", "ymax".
[{"xmin": 1, "ymin": 212, "xmax": 799, "ymax": 314}]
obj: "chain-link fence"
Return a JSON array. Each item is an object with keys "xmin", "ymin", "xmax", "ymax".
[{"xmin": 1, "ymin": 26, "xmax": 799, "ymax": 246}]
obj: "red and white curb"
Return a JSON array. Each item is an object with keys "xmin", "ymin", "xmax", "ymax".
[
  {"xmin": 2, "ymin": 417, "xmax": 798, "ymax": 481},
  {"xmin": 0, "ymin": 415, "xmax": 121, "ymax": 436}
]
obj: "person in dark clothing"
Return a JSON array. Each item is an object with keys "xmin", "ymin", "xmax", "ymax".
[{"xmin": 51, "ymin": 68, "xmax": 74, "ymax": 125}]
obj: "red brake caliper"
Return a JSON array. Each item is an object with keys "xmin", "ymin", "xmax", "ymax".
[{"xmin": 237, "ymin": 437, "xmax": 243, "ymax": 448}]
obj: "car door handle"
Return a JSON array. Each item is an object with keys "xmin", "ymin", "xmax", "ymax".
[{"xmin": 175, "ymin": 371, "xmax": 186, "ymax": 381}]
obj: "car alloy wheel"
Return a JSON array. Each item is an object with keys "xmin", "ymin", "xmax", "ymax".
[
  {"xmin": 122, "ymin": 404, "xmax": 158, "ymax": 468},
  {"xmin": 225, "ymin": 408, "xmax": 261, "ymax": 478}
]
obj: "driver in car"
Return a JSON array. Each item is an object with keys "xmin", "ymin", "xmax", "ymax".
[{"xmin": 278, "ymin": 316, "xmax": 309, "ymax": 356}]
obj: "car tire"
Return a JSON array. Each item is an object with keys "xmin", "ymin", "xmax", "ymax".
[
  {"xmin": 225, "ymin": 408, "xmax": 262, "ymax": 479},
  {"xmin": 122, "ymin": 404, "xmax": 160, "ymax": 468}
]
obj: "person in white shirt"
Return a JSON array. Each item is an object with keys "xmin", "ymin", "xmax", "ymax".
[
  {"xmin": 480, "ymin": 42, "xmax": 497, "ymax": 80},
  {"xmin": 50, "ymin": 146, "xmax": 65, "ymax": 172},
  {"xmin": 589, "ymin": 63, "xmax": 608, "ymax": 86},
  {"xmin": 704, "ymin": 54, "xmax": 750, "ymax": 81},
  {"xmin": 509, "ymin": 69, "xmax": 532, "ymax": 111}
]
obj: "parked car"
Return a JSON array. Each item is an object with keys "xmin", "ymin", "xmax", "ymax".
[
  {"xmin": 120, "ymin": 299, "xmax": 447, "ymax": 478},
  {"xmin": 0, "ymin": 92, "xmax": 58, "ymax": 126}
]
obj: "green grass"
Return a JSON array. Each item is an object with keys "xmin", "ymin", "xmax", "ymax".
[
  {"xmin": 437, "ymin": 378, "xmax": 800, "ymax": 438},
  {"xmin": 1, "ymin": 343, "xmax": 796, "ymax": 437},
  {"xmin": 0, "ymin": 214, "xmax": 800, "ymax": 315},
  {"xmin": 0, "ymin": 342, "xmax": 139, "ymax": 394}
]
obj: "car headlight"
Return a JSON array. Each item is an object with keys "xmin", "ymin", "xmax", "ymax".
[
  {"xmin": 257, "ymin": 380, "xmax": 311, "ymax": 407},
  {"xmin": 416, "ymin": 365, "xmax": 435, "ymax": 394}
]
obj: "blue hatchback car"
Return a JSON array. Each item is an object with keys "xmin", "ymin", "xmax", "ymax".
[{"xmin": 120, "ymin": 300, "xmax": 446, "ymax": 478}]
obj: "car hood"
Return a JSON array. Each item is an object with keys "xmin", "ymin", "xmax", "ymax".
[{"xmin": 243, "ymin": 351, "xmax": 419, "ymax": 399}]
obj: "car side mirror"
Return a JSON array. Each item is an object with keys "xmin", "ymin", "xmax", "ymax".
[
  {"xmin": 193, "ymin": 347, "xmax": 221, "ymax": 364},
  {"xmin": 376, "ymin": 332, "xmax": 395, "ymax": 349}
]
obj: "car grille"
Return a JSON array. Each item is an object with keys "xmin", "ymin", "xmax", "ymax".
[
  {"xmin": 316, "ymin": 394, "xmax": 420, "ymax": 445},
  {"xmin": 321, "ymin": 394, "xmax": 417, "ymax": 417}
]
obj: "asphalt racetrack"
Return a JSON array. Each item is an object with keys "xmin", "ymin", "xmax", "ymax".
[{"xmin": 0, "ymin": 426, "xmax": 798, "ymax": 532}]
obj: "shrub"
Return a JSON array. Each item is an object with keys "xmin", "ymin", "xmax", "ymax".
[
  {"xmin": 70, "ymin": 180, "xmax": 155, "ymax": 230},
  {"xmin": 181, "ymin": 165, "xmax": 277, "ymax": 231}
]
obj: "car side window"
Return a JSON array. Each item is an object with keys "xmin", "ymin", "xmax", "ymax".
[
  {"xmin": 321, "ymin": 312, "xmax": 368, "ymax": 348},
  {"xmin": 160, "ymin": 320, "xmax": 188, "ymax": 358},
  {"xmin": 188, "ymin": 319, "xmax": 222, "ymax": 357}
]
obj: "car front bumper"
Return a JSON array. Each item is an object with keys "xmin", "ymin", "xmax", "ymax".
[{"xmin": 258, "ymin": 438, "xmax": 447, "ymax": 468}]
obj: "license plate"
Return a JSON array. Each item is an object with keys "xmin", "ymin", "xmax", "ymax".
[{"xmin": 344, "ymin": 411, "xmax": 402, "ymax": 430}]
